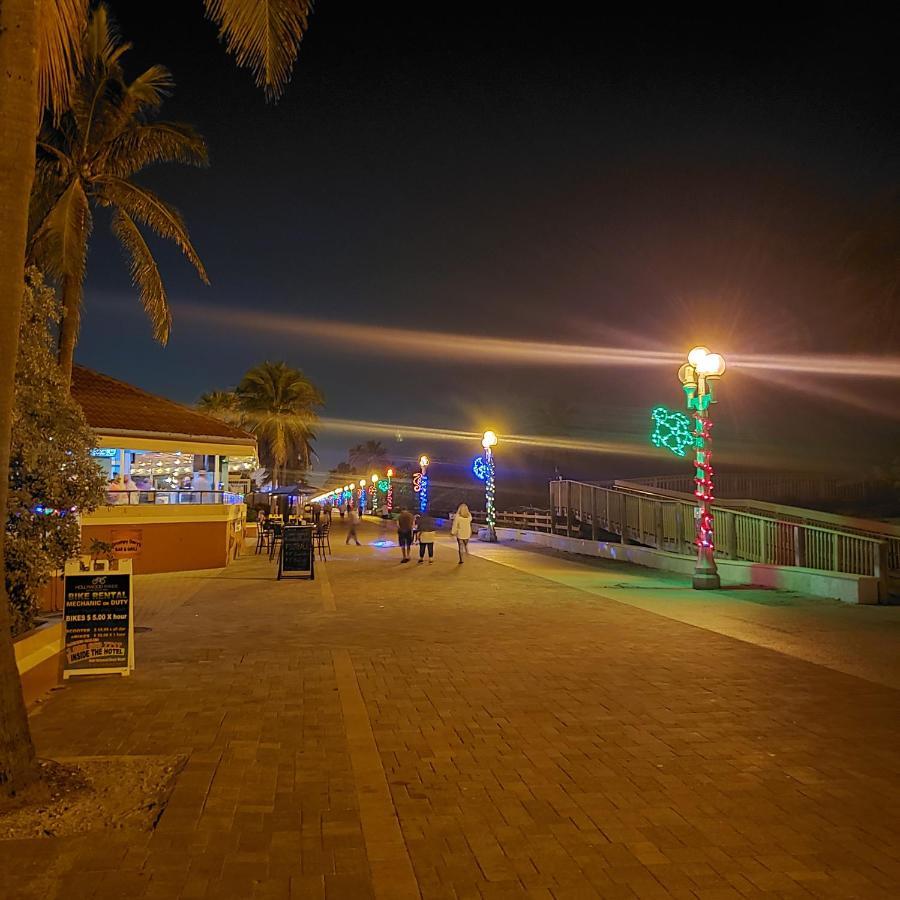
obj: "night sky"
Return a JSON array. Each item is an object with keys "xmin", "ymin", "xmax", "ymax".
[{"xmin": 76, "ymin": 3, "xmax": 899, "ymax": 481}]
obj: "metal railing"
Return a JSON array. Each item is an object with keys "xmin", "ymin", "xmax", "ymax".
[
  {"xmin": 471, "ymin": 510, "xmax": 553, "ymax": 532},
  {"xmin": 104, "ymin": 490, "xmax": 244, "ymax": 507},
  {"xmin": 546, "ymin": 480, "xmax": 890, "ymax": 595},
  {"xmin": 619, "ymin": 473, "xmax": 878, "ymax": 504},
  {"xmin": 612, "ymin": 480, "xmax": 900, "ymax": 582}
]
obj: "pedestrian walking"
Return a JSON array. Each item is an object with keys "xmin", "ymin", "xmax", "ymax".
[
  {"xmin": 416, "ymin": 513, "xmax": 436, "ymax": 564},
  {"xmin": 397, "ymin": 507, "xmax": 414, "ymax": 563},
  {"xmin": 451, "ymin": 503, "xmax": 473, "ymax": 563},
  {"xmin": 345, "ymin": 504, "xmax": 361, "ymax": 545}
]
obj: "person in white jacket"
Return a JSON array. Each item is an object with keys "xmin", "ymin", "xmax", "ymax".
[{"xmin": 450, "ymin": 503, "xmax": 473, "ymax": 563}]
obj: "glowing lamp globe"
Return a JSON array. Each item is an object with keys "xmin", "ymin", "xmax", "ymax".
[
  {"xmin": 371, "ymin": 473, "xmax": 378, "ymax": 483},
  {"xmin": 386, "ymin": 468, "xmax": 394, "ymax": 477},
  {"xmin": 482, "ymin": 430, "xmax": 498, "ymax": 449},
  {"xmin": 687, "ymin": 346, "xmax": 726, "ymax": 377},
  {"xmin": 359, "ymin": 478, "xmax": 366, "ymax": 487},
  {"xmin": 419, "ymin": 455, "xmax": 429, "ymax": 468}
]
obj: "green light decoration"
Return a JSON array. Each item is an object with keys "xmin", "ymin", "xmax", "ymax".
[
  {"xmin": 377, "ymin": 479, "xmax": 389, "ymax": 492},
  {"xmin": 650, "ymin": 406, "xmax": 694, "ymax": 457}
]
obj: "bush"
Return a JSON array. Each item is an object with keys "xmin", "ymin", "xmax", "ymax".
[{"xmin": 6, "ymin": 270, "xmax": 106, "ymax": 635}]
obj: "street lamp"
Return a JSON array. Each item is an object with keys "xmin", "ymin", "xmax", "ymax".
[
  {"xmin": 678, "ymin": 346, "xmax": 726, "ymax": 590},
  {"xmin": 482, "ymin": 430, "xmax": 498, "ymax": 541},
  {"xmin": 415, "ymin": 455, "xmax": 429, "ymax": 513},
  {"xmin": 386, "ymin": 467, "xmax": 394, "ymax": 512}
]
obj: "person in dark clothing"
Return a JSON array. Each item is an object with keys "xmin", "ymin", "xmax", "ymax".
[
  {"xmin": 416, "ymin": 513, "xmax": 436, "ymax": 563},
  {"xmin": 397, "ymin": 507, "xmax": 414, "ymax": 563}
]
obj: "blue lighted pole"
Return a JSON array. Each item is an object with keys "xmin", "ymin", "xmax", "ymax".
[
  {"xmin": 482, "ymin": 431, "xmax": 498, "ymax": 541},
  {"xmin": 416, "ymin": 455, "xmax": 429, "ymax": 513}
]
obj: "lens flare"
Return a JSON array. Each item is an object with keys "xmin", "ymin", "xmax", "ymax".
[{"xmin": 178, "ymin": 304, "xmax": 900, "ymax": 380}]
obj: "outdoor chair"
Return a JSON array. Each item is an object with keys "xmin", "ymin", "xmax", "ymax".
[
  {"xmin": 255, "ymin": 523, "xmax": 271, "ymax": 555},
  {"xmin": 314, "ymin": 522, "xmax": 331, "ymax": 560},
  {"xmin": 268, "ymin": 522, "xmax": 283, "ymax": 562}
]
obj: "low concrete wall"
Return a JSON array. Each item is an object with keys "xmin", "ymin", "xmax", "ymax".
[
  {"xmin": 14, "ymin": 620, "xmax": 63, "ymax": 707},
  {"xmin": 490, "ymin": 528, "xmax": 880, "ymax": 605}
]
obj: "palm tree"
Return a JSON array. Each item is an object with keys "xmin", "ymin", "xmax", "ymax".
[
  {"xmin": 236, "ymin": 361, "xmax": 323, "ymax": 487},
  {"xmin": 29, "ymin": 6, "xmax": 209, "ymax": 387},
  {"xmin": 348, "ymin": 440, "xmax": 388, "ymax": 473},
  {"xmin": 198, "ymin": 390, "xmax": 243, "ymax": 426},
  {"xmin": 0, "ymin": 1, "xmax": 313, "ymax": 797}
]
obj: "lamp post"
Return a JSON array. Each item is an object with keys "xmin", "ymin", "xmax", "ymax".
[
  {"xmin": 415, "ymin": 455, "xmax": 430, "ymax": 513},
  {"xmin": 370, "ymin": 473, "xmax": 379, "ymax": 512},
  {"xmin": 358, "ymin": 478, "xmax": 367, "ymax": 516},
  {"xmin": 678, "ymin": 347, "xmax": 726, "ymax": 590},
  {"xmin": 386, "ymin": 467, "xmax": 394, "ymax": 512},
  {"xmin": 482, "ymin": 430, "xmax": 498, "ymax": 542}
]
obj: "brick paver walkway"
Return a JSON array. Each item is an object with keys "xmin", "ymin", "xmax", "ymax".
[{"xmin": 3, "ymin": 521, "xmax": 900, "ymax": 899}]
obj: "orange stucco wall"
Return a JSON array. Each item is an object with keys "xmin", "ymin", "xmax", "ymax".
[{"xmin": 81, "ymin": 518, "xmax": 244, "ymax": 574}]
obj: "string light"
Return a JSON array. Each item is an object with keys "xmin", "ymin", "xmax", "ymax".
[
  {"xmin": 650, "ymin": 406, "xmax": 693, "ymax": 457},
  {"xmin": 472, "ymin": 455, "xmax": 488, "ymax": 481},
  {"xmin": 416, "ymin": 455, "xmax": 429, "ymax": 513},
  {"xmin": 678, "ymin": 346, "xmax": 725, "ymax": 588},
  {"xmin": 481, "ymin": 431, "xmax": 498, "ymax": 540}
]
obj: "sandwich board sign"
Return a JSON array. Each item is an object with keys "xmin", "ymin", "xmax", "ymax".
[
  {"xmin": 278, "ymin": 525, "xmax": 314, "ymax": 580},
  {"xmin": 62, "ymin": 558, "xmax": 134, "ymax": 678}
]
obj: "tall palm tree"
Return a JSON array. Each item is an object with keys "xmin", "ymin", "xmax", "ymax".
[
  {"xmin": 236, "ymin": 361, "xmax": 323, "ymax": 486},
  {"xmin": 0, "ymin": 1, "xmax": 313, "ymax": 797},
  {"xmin": 29, "ymin": 5, "xmax": 209, "ymax": 387}
]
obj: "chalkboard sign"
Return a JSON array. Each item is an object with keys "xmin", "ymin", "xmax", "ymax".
[
  {"xmin": 279, "ymin": 525, "xmax": 315, "ymax": 580},
  {"xmin": 62, "ymin": 560, "xmax": 134, "ymax": 678}
]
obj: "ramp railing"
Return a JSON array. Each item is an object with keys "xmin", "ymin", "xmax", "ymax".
[{"xmin": 547, "ymin": 480, "xmax": 889, "ymax": 596}]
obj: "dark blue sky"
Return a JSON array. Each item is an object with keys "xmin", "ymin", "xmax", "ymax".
[{"xmin": 76, "ymin": 3, "xmax": 899, "ymax": 475}]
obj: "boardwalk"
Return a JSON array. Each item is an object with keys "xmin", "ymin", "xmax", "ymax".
[{"xmin": 3, "ymin": 519, "xmax": 900, "ymax": 899}]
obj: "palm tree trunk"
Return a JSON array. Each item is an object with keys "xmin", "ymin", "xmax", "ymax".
[
  {"xmin": 57, "ymin": 273, "xmax": 82, "ymax": 389},
  {"xmin": 0, "ymin": 0, "xmax": 40, "ymax": 797}
]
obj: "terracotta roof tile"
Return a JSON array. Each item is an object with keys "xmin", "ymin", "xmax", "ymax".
[{"xmin": 72, "ymin": 365, "xmax": 255, "ymax": 444}]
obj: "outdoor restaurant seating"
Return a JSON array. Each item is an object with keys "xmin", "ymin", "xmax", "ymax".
[{"xmin": 314, "ymin": 521, "xmax": 331, "ymax": 560}]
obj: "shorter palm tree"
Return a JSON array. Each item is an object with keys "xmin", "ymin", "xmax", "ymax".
[
  {"xmin": 236, "ymin": 362, "xmax": 323, "ymax": 486},
  {"xmin": 198, "ymin": 390, "xmax": 243, "ymax": 426},
  {"xmin": 29, "ymin": 5, "xmax": 209, "ymax": 387},
  {"xmin": 349, "ymin": 440, "xmax": 388, "ymax": 473}
]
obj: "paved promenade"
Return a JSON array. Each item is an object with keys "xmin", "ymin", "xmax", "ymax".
[{"xmin": 3, "ymin": 520, "xmax": 900, "ymax": 899}]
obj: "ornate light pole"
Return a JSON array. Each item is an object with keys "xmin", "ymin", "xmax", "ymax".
[
  {"xmin": 414, "ymin": 455, "xmax": 429, "ymax": 513},
  {"xmin": 386, "ymin": 467, "xmax": 394, "ymax": 512},
  {"xmin": 482, "ymin": 430, "xmax": 498, "ymax": 542},
  {"xmin": 358, "ymin": 478, "xmax": 367, "ymax": 515},
  {"xmin": 678, "ymin": 347, "xmax": 726, "ymax": 590},
  {"xmin": 370, "ymin": 472, "xmax": 379, "ymax": 512}
]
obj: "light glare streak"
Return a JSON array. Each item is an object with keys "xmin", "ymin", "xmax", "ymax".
[{"xmin": 180, "ymin": 304, "xmax": 900, "ymax": 380}]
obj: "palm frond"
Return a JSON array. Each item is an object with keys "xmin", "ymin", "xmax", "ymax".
[
  {"xmin": 203, "ymin": 0, "xmax": 314, "ymax": 101},
  {"xmin": 30, "ymin": 178, "xmax": 92, "ymax": 285},
  {"xmin": 36, "ymin": 0, "xmax": 90, "ymax": 119},
  {"xmin": 110, "ymin": 209, "xmax": 172, "ymax": 343},
  {"xmin": 94, "ymin": 176, "xmax": 209, "ymax": 284},
  {"xmin": 102, "ymin": 122, "xmax": 208, "ymax": 177},
  {"xmin": 29, "ymin": 149, "xmax": 74, "ymax": 243},
  {"xmin": 127, "ymin": 64, "xmax": 175, "ymax": 109},
  {"xmin": 83, "ymin": 3, "xmax": 130, "ymax": 71}
]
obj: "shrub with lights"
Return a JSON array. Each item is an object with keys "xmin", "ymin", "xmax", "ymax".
[{"xmin": 6, "ymin": 271, "xmax": 106, "ymax": 634}]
